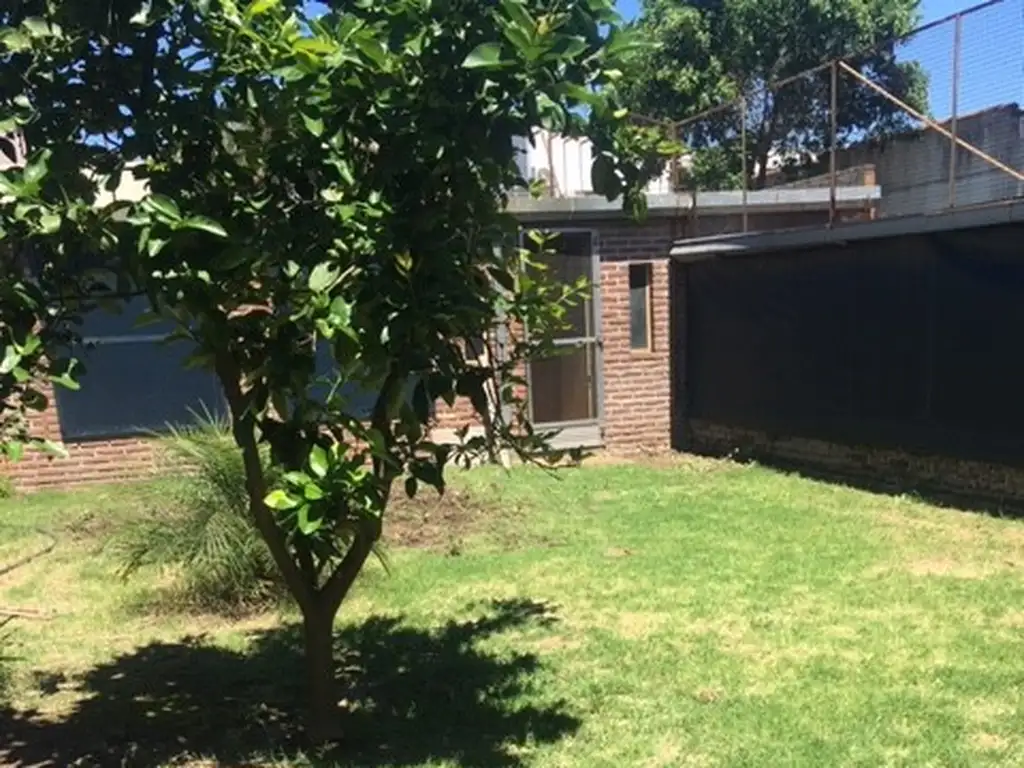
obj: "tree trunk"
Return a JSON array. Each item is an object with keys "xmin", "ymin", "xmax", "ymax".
[
  {"xmin": 755, "ymin": 148, "xmax": 770, "ymax": 190},
  {"xmin": 302, "ymin": 603, "xmax": 342, "ymax": 744}
]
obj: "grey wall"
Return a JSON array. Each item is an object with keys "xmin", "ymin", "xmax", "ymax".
[{"xmin": 836, "ymin": 105, "xmax": 1024, "ymax": 218}]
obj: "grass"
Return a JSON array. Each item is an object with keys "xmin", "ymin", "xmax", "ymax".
[{"xmin": 3, "ymin": 456, "xmax": 1024, "ymax": 766}]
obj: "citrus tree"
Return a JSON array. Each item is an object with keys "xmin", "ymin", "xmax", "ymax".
[{"xmin": 1, "ymin": 0, "xmax": 657, "ymax": 741}]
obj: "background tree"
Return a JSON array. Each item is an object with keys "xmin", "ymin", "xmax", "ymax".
[
  {"xmin": 0, "ymin": 0, "xmax": 656, "ymax": 743},
  {"xmin": 621, "ymin": 0, "xmax": 930, "ymax": 189}
]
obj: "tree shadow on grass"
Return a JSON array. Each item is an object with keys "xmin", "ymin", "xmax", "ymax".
[{"xmin": 0, "ymin": 598, "xmax": 578, "ymax": 767}]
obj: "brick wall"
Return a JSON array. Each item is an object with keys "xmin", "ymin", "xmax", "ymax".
[
  {"xmin": 6, "ymin": 382, "xmax": 159, "ymax": 492},
  {"xmin": 589, "ymin": 218, "xmax": 677, "ymax": 453},
  {"xmin": 3, "ymin": 206, "xmax": 852, "ymax": 491},
  {"xmin": 599, "ymin": 259, "xmax": 672, "ymax": 453}
]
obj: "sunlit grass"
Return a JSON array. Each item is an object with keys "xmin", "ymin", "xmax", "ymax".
[{"xmin": 2, "ymin": 457, "xmax": 1024, "ymax": 766}]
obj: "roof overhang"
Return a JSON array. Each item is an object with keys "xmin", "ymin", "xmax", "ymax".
[
  {"xmin": 508, "ymin": 186, "xmax": 881, "ymax": 223},
  {"xmin": 670, "ymin": 198, "xmax": 1024, "ymax": 263}
]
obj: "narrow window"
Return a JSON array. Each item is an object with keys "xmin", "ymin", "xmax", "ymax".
[{"xmin": 629, "ymin": 263, "xmax": 652, "ymax": 351}]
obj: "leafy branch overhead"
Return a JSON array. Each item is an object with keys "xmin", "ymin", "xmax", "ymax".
[{"xmin": 0, "ymin": 0, "xmax": 661, "ymax": 742}]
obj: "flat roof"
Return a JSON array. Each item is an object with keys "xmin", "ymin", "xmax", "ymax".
[
  {"xmin": 670, "ymin": 198, "xmax": 1024, "ymax": 262},
  {"xmin": 508, "ymin": 186, "xmax": 880, "ymax": 222}
]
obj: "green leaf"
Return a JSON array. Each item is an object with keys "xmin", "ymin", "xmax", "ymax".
[
  {"xmin": 0, "ymin": 346, "xmax": 21, "ymax": 375},
  {"xmin": 272, "ymin": 65, "xmax": 306, "ymax": 82},
  {"xmin": 23, "ymin": 153, "xmax": 49, "ymax": 188},
  {"xmin": 303, "ymin": 483, "xmax": 325, "ymax": 501},
  {"xmin": 245, "ymin": 0, "xmax": 280, "ymax": 17},
  {"xmin": 22, "ymin": 17, "xmax": 60, "ymax": 38},
  {"xmin": 38, "ymin": 213, "xmax": 61, "ymax": 234},
  {"xmin": 142, "ymin": 194, "xmax": 182, "ymax": 222},
  {"xmin": 308, "ymin": 263, "xmax": 338, "ymax": 293},
  {"xmin": 18, "ymin": 334, "xmax": 41, "ymax": 357},
  {"xmin": 5, "ymin": 441, "xmax": 23, "ymax": 462},
  {"xmin": 296, "ymin": 504, "xmax": 322, "ymax": 535},
  {"xmin": 353, "ymin": 36, "xmax": 389, "ymax": 69},
  {"xmin": 0, "ymin": 29, "xmax": 31, "ymax": 52},
  {"xmin": 301, "ymin": 113, "xmax": 325, "ymax": 138},
  {"xmin": 558, "ymin": 36, "xmax": 587, "ymax": 60},
  {"xmin": 294, "ymin": 38, "xmax": 338, "ymax": 56},
  {"xmin": 147, "ymin": 237, "xmax": 169, "ymax": 258},
  {"xmin": 283, "ymin": 470, "xmax": 311, "ymax": 486},
  {"xmin": 308, "ymin": 444, "xmax": 329, "ymax": 478},
  {"xmin": 329, "ymin": 296, "xmax": 352, "ymax": 327},
  {"xmin": 405, "ymin": 475, "xmax": 418, "ymax": 498},
  {"xmin": 265, "ymin": 489, "xmax": 301, "ymax": 510},
  {"xmin": 50, "ymin": 371, "xmax": 81, "ymax": 391},
  {"xmin": 130, "ymin": 2, "xmax": 153, "ymax": 25},
  {"xmin": 463, "ymin": 42, "xmax": 505, "ymax": 69},
  {"xmin": 500, "ymin": 0, "xmax": 536, "ymax": 32},
  {"xmin": 181, "ymin": 216, "xmax": 228, "ymax": 237}
]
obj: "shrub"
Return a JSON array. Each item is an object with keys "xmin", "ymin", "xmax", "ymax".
[{"xmin": 115, "ymin": 412, "xmax": 287, "ymax": 613}]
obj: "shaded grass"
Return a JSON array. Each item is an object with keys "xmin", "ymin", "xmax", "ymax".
[{"xmin": 2, "ymin": 457, "xmax": 1024, "ymax": 766}]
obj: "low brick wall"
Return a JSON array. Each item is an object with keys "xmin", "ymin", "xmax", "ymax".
[
  {"xmin": 4, "ymin": 382, "xmax": 161, "ymax": 492},
  {"xmin": 688, "ymin": 418, "xmax": 1024, "ymax": 509}
]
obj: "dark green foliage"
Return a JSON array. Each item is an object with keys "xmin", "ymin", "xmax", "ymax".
[{"xmin": 622, "ymin": 0, "xmax": 929, "ymax": 190}]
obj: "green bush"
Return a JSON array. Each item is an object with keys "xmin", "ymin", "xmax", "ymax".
[{"xmin": 115, "ymin": 413, "xmax": 287, "ymax": 613}]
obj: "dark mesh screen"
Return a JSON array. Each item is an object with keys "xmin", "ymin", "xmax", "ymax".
[{"xmin": 685, "ymin": 222, "xmax": 1024, "ymax": 462}]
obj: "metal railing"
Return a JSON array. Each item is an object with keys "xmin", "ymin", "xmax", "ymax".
[{"xmin": 625, "ymin": 0, "xmax": 1024, "ymax": 229}]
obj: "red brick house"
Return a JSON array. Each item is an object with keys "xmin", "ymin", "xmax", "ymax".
[{"xmin": 4, "ymin": 185, "xmax": 879, "ymax": 491}]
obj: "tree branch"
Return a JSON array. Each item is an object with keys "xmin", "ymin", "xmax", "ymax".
[
  {"xmin": 317, "ymin": 368, "xmax": 403, "ymax": 614},
  {"xmin": 214, "ymin": 348, "xmax": 315, "ymax": 614},
  {"xmin": 319, "ymin": 523, "xmax": 379, "ymax": 616}
]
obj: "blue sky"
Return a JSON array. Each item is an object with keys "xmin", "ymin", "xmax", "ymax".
[{"xmin": 617, "ymin": 0, "xmax": 1024, "ymax": 120}]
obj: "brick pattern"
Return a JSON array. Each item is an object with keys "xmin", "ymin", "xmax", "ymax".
[
  {"xmin": 688, "ymin": 419, "xmax": 1024, "ymax": 506},
  {"xmin": 432, "ymin": 397, "xmax": 479, "ymax": 432},
  {"xmin": 4, "ymin": 382, "xmax": 159, "ymax": 492},
  {"xmin": 599, "ymin": 259, "xmax": 672, "ymax": 453}
]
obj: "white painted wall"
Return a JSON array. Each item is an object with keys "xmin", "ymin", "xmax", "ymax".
[{"xmin": 514, "ymin": 129, "xmax": 677, "ymax": 197}]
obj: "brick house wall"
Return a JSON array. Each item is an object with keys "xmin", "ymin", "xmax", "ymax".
[
  {"xmin": 11, "ymin": 382, "xmax": 160, "ymax": 491},
  {"xmin": 3, "ymin": 205, "xmax": 851, "ymax": 491}
]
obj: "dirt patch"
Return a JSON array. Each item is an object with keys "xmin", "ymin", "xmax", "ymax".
[
  {"xmin": 644, "ymin": 738, "xmax": 689, "ymax": 767},
  {"xmin": 905, "ymin": 558, "xmax": 989, "ymax": 579},
  {"xmin": 972, "ymin": 732, "xmax": 1009, "ymax": 752},
  {"xmin": 580, "ymin": 451, "xmax": 738, "ymax": 473},
  {"xmin": 531, "ymin": 635, "xmax": 583, "ymax": 654},
  {"xmin": 692, "ymin": 686, "xmax": 725, "ymax": 704},
  {"xmin": 861, "ymin": 557, "xmax": 995, "ymax": 580},
  {"xmin": 616, "ymin": 611, "xmax": 670, "ymax": 640},
  {"xmin": 384, "ymin": 487, "xmax": 522, "ymax": 553}
]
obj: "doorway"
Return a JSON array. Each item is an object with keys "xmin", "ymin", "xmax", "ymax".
[{"xmin": 525, "ymin": 229, "xmax": 603, "ymax": 448}]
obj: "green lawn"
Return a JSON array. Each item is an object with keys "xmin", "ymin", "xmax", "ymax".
[{"xmin": 3, "ymin": 457, "xmax": 1024, "ymax": 766}]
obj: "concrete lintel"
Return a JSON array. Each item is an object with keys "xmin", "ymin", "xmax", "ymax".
[
  {"xmin": 508, "ymin": 186, "xmax": 881, "ymax": 222},
  {"xmin": 670, "ymin": 198, "xmax": 1024, "ymax": 262}
]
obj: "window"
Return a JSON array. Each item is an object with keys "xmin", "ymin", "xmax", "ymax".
[
  {"xmin": 54, "ymin": 296, "xmax": 228, "ymax": 440},
  {"xmin": 629, "ymin": 263, "xmax": 652, "ymax": 350}
]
